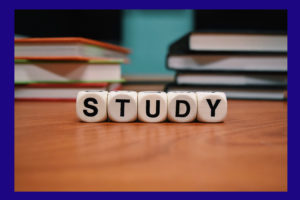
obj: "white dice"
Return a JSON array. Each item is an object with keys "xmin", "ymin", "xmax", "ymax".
[
  {"xmin": 76, "ymin": 91, "xmax": 228, "ymax": 123},
  {"xmin": 138, "ymin": 91, "xmax": 167, "ymax": 122},
  {"xmin": 76, "ymin": 90, "xmax": 108, "ymax": 122},
  {"xmin": 167, "ymin": 91, "xmax": 197, "ymax": 122},
  {"xmin": 107, "ymin": 91, "xmax": 138, "ymax": 122},
  {"xmin": 196, "ymin": 92, "xmax": 227, "ymax": 122}
]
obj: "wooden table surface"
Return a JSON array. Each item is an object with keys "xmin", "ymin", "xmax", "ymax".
[{"xmin": 15, "ymin": 100, "xmax": 287, "ymax": 191}]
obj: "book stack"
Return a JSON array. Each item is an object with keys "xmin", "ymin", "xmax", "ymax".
[
  {"xmin": 165, "ymin": 31, "xmax": 287, "ymax": 100},
  {"xmin": 14, "ymin": 37, "xmax": 130, "ymax": 100}
]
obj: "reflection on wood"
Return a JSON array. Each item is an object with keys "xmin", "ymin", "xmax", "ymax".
[{"xmin": 15, "ymin": 100, "xmax": 287, "ymax": 191}]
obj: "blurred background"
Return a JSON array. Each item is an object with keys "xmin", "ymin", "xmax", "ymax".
[{"xmin": 14, "ymin": 10, "xmax": 287, "ymax": 100}]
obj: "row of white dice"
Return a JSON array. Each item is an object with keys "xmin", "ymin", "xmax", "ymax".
[{"xmin": 76, "ymin": 91, "xmax": 227, "ymax": 123}]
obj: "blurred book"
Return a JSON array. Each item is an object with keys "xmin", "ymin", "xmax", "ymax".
[
  {"xmin": 165, "ymin": 83, "xmax": 287, "ymax": 100},
  {"xmin": 166, "ymin": 22, "xmax": 287, "ymax": 100},
  {"xmin": 169, "ymin": 31, "xmax": 287, "ymax": 53},
  {"xmin": 176, "ymin": 72, "xmax": 287, "ymax": 87},
  {"xmin": 107, "ymin": 82, "xmax": 122, "ymax": 91},
  {"xmin": 14, "ymin": 37, "xmax": 130, "ymax": 101},
  {"xmin": 15, "ymin": 59, "xmax": 124, "ymax": 84},
  {"xmin": 15, "ymin": 83, "xmax": 122, "ymax": 101},
  {"xmin": 15, "ymin": 37, "xmax": 130, "ymax": 62},
  {"xmin": 167, "ymin": 54, "xmax": 287, "ymax": 73}
]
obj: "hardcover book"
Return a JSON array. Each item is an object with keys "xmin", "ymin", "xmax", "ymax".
[
  {"xmin": 15, "ymin": 59, "xmax": 124, "ymax": 84},
  {"xmin": 15, "ymin": 37, "xmax": 131, "ymax": 62},
  {"xmin": 169, "ymin": 31, "xmax": 287, "ymax": 54}
]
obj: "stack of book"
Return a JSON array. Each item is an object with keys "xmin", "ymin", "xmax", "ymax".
[
  {"xmin": 165, "ymin": 31, "xmax": 287, "ymax": 100},
  {"xmin": 14, "ymin": 37, "xmax": 130, "ymax": 100}
]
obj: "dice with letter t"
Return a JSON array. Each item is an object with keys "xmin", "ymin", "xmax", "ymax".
[
  {"xmin": 108, "ymin": 91, "xmax": 138, "ymax": 122},
  {"xmin": 196, "ymin": 92, "xmax": 227, "ymax": 122},
  {"xmin": 76, "ymin": 90, "xmax": 108, "ymax": 122}
]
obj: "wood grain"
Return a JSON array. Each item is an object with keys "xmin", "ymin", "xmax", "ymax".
[{"xmin": 15, "ymin": 100, "xmax": 287, "ymax": 191}]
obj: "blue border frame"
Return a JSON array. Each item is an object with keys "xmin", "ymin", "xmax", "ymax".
[{"xmin": 2, "ymin": 1, "xmax": 297, "ymax": 199}]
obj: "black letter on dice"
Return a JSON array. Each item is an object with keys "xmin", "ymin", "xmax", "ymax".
[
  {"xmin": 83, "ymin": 98, "xmax": 98, "ymax": 117},
  {"xmin": 206, "ymin": 99, "xmax": 221, "ymax": 117},
  {"xmin": 115, "ymin": 99, "xmax": 130, "ymax": 117},
  {"xmin": 146, "ymin": 100, "xmax": 160, "ymax": 118},
  {"xmin": 176, "ymin": 100, "xmax": 190, "ymax": 117}
]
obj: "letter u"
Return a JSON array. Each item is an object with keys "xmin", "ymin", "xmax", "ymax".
[{"xmin": 146, "ymin": 100, "xmax": 160, "ymax": 118}]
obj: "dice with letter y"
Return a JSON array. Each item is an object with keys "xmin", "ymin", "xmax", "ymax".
[{"xmin": 196, "ymin": 92, "xmax": 227, "ymax": 122}]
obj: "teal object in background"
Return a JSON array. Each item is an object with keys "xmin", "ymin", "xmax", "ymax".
[{"xmin": 122, "ymin": 10, "xmax": 194, "ymax": 75}]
